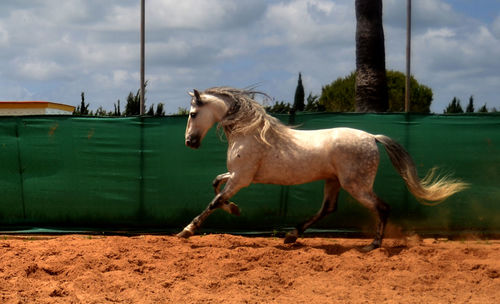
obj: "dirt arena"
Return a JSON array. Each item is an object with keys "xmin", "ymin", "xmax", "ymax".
[{"xmin": 0, "ymin": 234, "xmax": 498, "ymax": 303}]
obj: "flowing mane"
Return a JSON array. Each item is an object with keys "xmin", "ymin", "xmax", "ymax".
[{"xmin": 203, "ymin": 87, "xmax": 289, "ymax": 145}]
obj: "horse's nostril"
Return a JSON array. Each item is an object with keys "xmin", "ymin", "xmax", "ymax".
[{"xmin": 186, "ymin": 136, "xmax": 200, "ymax": 148}]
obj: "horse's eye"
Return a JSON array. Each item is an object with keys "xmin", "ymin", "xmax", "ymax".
[{"xmin": 190, "ymin": 112, "xmax": 197, "ymax": 119}]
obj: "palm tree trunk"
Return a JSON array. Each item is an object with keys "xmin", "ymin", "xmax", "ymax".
[{"xmin": 355, "ymin": 0, "xmax": 388, "ymax": 112}]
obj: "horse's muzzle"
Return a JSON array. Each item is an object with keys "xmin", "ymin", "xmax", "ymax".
[{"xmin": 185, "ymin": 135, "xmax": 201, "ymax": 149}]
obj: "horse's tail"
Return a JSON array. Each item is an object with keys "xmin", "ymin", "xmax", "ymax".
[{"xmin": 374, "ymin": 135, "xmax": 468, "ymax": 205}]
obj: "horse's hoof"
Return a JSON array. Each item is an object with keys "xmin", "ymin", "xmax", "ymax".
[
  {"xmin": 228, "ymin": 202, "xmax": 241, "ymax": 216},
  {"xmin": 358, "ymin": 243, "xmax": 379, "ymax": 252},
  {"xmin": 177, "ymin": 229, "xmax": 193, "ymax": 239},
  {"xmin": 284, "ymin": 232, "xmax": 298, "ymax": 244}
]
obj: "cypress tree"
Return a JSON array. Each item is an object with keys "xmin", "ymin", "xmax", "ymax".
[
  {"xmin": 75, "ymin": 92, "xmax": 90, "ymax": 115},
  {"xmin": 444, "ymin": 97, "xmax": 464, "ymax": 114},
  {"xmin": 155, "ymin": 103, "xmax": 165, "ymax": 116},
  {"xmin": 478, "ymin": 104, "xmax": 488, "ymax": 113},
  {"xmin": 293, "ymin": 73, "xmax": 305, "ymax": 112},
  {"xmin": 466, "ymin": 95, "xmax": 475, "ymax": 113},
  {"xmin": 147, "ymin": 104, "xmax": 155, "ymax": 116}
]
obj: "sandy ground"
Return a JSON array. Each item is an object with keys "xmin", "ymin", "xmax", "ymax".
[{"xmin": 0, "ymin": 234, "xmax": 499, "ymax": 304}]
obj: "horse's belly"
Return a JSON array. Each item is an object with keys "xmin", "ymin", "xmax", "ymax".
[
  {"xmin": 252, "ymin": 154, "xmax": 335, "ymax": 185},
  {"xmin": 253, "ymin": 170, "xmax": 330, "ymax": 185}
]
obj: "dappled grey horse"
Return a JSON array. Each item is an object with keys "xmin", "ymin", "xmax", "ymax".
[{"xmin": 178, "ymin": 87, "xmax": 467, "ymax": 251}]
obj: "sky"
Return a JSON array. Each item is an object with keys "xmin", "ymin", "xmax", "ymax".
[{"xmin": 0, "ymin": 0, "xmax": 499, "ymax": 114}]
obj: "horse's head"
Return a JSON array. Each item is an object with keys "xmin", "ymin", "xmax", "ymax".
[{"xmin": 185, "ymin": 89, "xmax": 229, "ymax": 149}]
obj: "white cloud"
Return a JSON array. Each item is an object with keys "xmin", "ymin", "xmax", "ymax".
[
  {"xmin": 149, "ymin": 0, "xmax": 238, "ymax": 30},
  {"xmin": 0, "ymin": 0, "xmax": 499, "ymax": 113},
  {"xmin": 112, "ymin": 70, "xmax": 134, "ymax": 86},
  {"xmin": 13, "ymin": 58, "xmax": 68, "ymax": 81},
  {"xmin": 383, "ymin": 0, "xmax": 500, "ymax": 111},
  {"xmin": 492, "ymin": 14, "xmax": 500, "ymax": 39},
  {"xmin": 263, "ymin": 0, "xmax": 353, "ymax": 47},
  {"xmin": 0, "ymin": 23, "xmax": 8, "ymax": 46},
  {"xmin": 384, "ymin": 0, "xmax": 461, "ymax": 32}
]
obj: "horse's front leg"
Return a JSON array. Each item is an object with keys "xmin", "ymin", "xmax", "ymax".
[
  {"xmin": 177, "ymin": 173, "xmax": 249, "ymax": 238},
  {"xmin": 213, "ymin": 172, "xmax": 231, "ymax": 194},
  {"xmin": 213, "ymin": 172, "xmax": 240, "ymax": 215},
  {"xmin": 176, "ymin": 193, "xmax": 226, "ymax": 238}
]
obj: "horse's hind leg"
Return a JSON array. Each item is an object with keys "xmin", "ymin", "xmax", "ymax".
[
  {"xmin": 284, "ymin": 178, "xmax": 341, "ymax": 244},
  {"xmin": 345, "ymin": 188, "xmax": 390, "ymax": 251}
]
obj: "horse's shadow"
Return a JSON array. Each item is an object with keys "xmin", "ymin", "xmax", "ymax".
[{"xmin": 275, "ymin": 242, "xmax": 408, "ymax": 257}]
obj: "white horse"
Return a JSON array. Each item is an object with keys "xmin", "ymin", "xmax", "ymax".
[{"xmin": 178, "ymin": 87, "xmax": 467, "ymax": 251}]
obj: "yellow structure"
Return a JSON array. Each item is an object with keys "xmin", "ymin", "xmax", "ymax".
[{"xmin": 0, "ymin": 101, "xmax": 75, "ymax": 116}]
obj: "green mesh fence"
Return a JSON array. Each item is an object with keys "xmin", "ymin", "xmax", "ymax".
[{"xmin": 0, "ymin": 113, "xmax": 499, "ymax": 235}]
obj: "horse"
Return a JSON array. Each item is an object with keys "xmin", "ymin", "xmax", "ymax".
[{"xmin": 177, "ymin": 87, "xmax": 467, "ymax": 251}]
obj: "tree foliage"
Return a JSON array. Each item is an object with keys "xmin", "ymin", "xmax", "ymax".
[
  {"xmin": 320, "ymin": 70, "xmax": 433, "ymax": 113},
  {"xmin": 74, "ymin": 92, "xmax": 90, "ymax": 115},
  {"xmin": 113, "ymin": 100, "xmax": 121, "ymax": 116},
  {"xmin": 146, "ymin": 103, "xmax": 166, "ymax": 116},
  {"xmin": 466, "ymin": 96, "xmax": 475, "ymax": 113},
  {"xmin": 478, "ymin": 104, "xmax": 488, "ymax": 113},
  {"xmin": 73, "ymin": 82, "xmax": 170, "ymax": 117},
  {"xmin": 155, "ymin": 103, "xmax": 165, "ymax": 116},
  {"xmin": 94, "ymin": 106, "xmax": 107, "ymax": 116},
  {"xmin": 386, "ymin": 71, "xmax": 432, "ymax": 113},
  {"xmin": 175, "ymin": 107, "xmax": 189, "ymax": 115},
  {"xmin": 147, "ymin": 104, "xmax": 155, "ymax": 116},
  {"xmin": 319, "ymin": 72, "xmax": 356, "ymax": 112},
  {"xmin": 265, "ymin": 101, "xmax": 292, "ymax": 114},
  {"xmin": 125, "ymin": 90, "xmax": 141, "ymax": 116},
  {"xmin": 293, "ymin": 73, "xmax": 305, "ymax": 112},
  {"xmin": 125, "ymin": 81, "xmax": 147, "ymax": 116},
  {"xmin": 444, "ymin": 97, "xmax": 464, "ymax": 114},
  {"xmin": 304, "ymin": 93, "xmax": 324, "ymax": 112}
]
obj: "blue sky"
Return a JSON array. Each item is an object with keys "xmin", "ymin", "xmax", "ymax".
[{"xmin": 0, "ymin": 0, "xmax": 499, "ymax": 114}]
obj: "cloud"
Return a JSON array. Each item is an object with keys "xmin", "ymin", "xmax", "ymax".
[
  {"xmin": 411, "ymin": 24, "xmax": 500, "ymax": 110},
  {"xmin": 383, "ymin": 0, "xmax": 500, "ymax": 111},
  {"xmin": 263, "ymin": 0, "xmax": 353, "ymax": 47},
  {"xmin": 12, "ymin": 58, "xmax": 69, "ymax": 81},
  {"xmin": 148, "ymin": 0, "xmax": 267, "ymax": 31},
  {"xmin": 0, "ymin": 0, "xmax": 499, "ymax": 114},
  {"xmin": 493, "ymin": 14, "xmax": 500, "ymax": 39},
  {"xmin": 0, "ymin": 23, "xmax": 8, "ymax": 46}
]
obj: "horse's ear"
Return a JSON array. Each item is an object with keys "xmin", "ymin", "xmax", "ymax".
[{"xmin": 193, "ymin": 89, "xmax": 203, "ymax": 106}]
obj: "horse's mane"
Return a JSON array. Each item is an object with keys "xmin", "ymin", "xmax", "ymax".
[{"xmin": 203, "ymin": 87, "xmax": 289, "ymax": 145}]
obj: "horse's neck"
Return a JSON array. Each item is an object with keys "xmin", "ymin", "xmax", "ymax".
[{"xmin": 223, "ymin": 120, "xmax": 291, "ymax": 149}]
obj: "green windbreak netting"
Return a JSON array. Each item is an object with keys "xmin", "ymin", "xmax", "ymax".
[{"xmin": 0, "ymin": 113, "xmax": 499, "ymax": 235}]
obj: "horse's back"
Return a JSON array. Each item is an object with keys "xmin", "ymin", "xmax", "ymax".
[
  {"xmin": 292, "ymin": 127, "xmax": 377, "ymax": 154},
  {"xmin": 252, "ymin": 127, "xmax": 379, "ymax": 186}
]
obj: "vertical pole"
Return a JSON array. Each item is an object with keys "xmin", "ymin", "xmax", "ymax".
[
  {"xmin": 405, "ymin": 0, "xmax": 411, "ymax": 112},
  {"xmin": 140, "ymin": 0, "xmax": 145, "ymax": 115},
  {"xmin": 138, "ymin": 0, "xmax": 146, "ymax": 219},
  {"xmin": 404, "ymin": 0, "xmax": 412, "ymax": 210}
]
